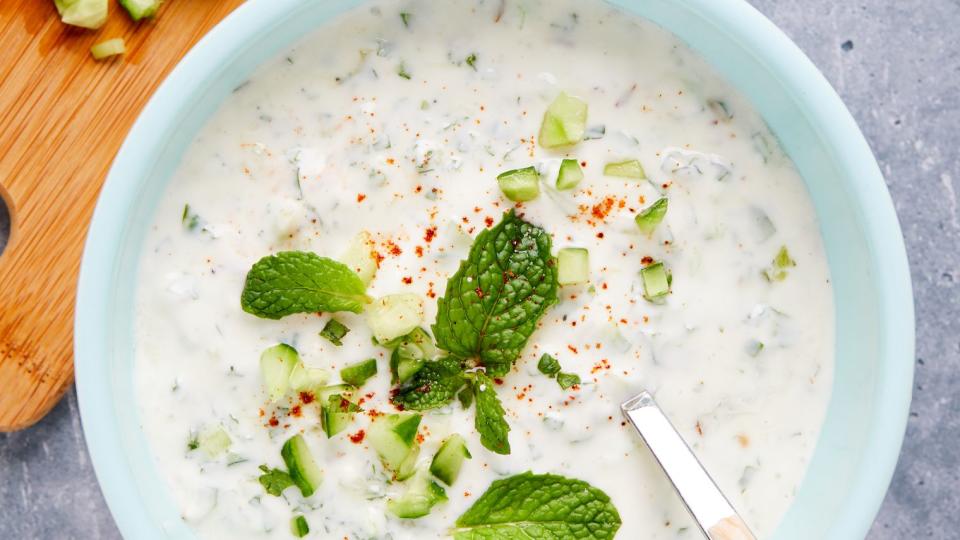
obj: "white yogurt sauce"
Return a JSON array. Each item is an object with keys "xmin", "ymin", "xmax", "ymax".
[{"xmin": 133, "ymin": 0, "xmax": 835, "ymax": 538}]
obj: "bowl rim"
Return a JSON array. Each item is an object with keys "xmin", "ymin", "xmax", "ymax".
[{"xmin": 75, "ymin": 0, "xmax": 914, "ymax": 538}]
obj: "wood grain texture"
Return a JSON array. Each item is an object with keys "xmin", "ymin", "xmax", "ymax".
[{"xmin": 0, "ymin": 0, "xmax": 243, "ymax": 431}]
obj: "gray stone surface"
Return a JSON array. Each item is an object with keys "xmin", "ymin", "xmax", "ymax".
[{"xmin": 1, "ymin": 0, "xmax": 958, "ymax": 538}]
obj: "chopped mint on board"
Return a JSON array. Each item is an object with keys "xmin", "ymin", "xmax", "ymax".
[
  {"xmin": 453, "ymin": 472, "xmax": 622, "ymax": 539},
  {"xmin": 240, "ymin": 251, "xmax": 371, "ymax": 319}
]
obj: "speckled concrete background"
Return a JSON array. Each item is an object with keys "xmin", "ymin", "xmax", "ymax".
[{"xmin": 1, "ymin": 0, "xmax": 957, "ymax": 538}]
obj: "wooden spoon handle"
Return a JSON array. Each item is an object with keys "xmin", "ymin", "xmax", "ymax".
[
  {"xmin": 708, "ymin": 515, "xmax": 757, "ymax": 540},
  {"xmin": 0, "ymin": 0, "xmax": 242, "ymax": 431}
]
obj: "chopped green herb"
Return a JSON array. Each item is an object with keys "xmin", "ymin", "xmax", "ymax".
[
  {"xmin": 473, "ymin": 372, "xmax": 510, "ymax": 455},
  {"xmin": 746, "ymin": 340, "xmax": 765, "ymax": 357},
  {"xmin": 539, "ymin": 92, "xmax": 588, "ymax": 148},
  {"xmin": 457, "ymin": 386, "xmax": 474, "ymax": 409},
  {"xmin": 640, "ymin": 261, "xmax": 671, "ymax": 303},
  {"xmin": 497, "ymin": 166, "xmax": 540, "ymax": 202},
  {"xmin": 556, "ymin": 372, "xmax": 580, "ymax": 390},
  {"xmin": 257, "ymin": 465, "xmax": 295, "ymax": 497},
  {"xmin": 763, "ymin": 246, "xmax": 796, "ymax": 281},
  {"xmin": 340, "ymin": 358, "xmax": 378, "ymax": 387},
  {"xmin": 241, "ymin": 251, "xmax": 371, "ymax": 319},
  {"xmin": 707, "ymin": 99, "xmax": 733, "ymax": 122},
  {"xmin": 187, "ymin": 433, "xmax": 199, "ymax": 451},
  {"xmin": 391, "ymin": 357, "xmax": 465, "ymax": 411},
  {"xmin": 400, "ymin": 11, "xmax": 411, "ymax": 27},
  {"xmin": 604, "ymin": 159, "xmax": 646, "ymax": 179},
  {"xmin": 556, "ymin": 158, "xmax": 584, "ymax": 190},
  {"xmin": 432, "ymin": 210, "xmax": 558, "ymax": 377},
  {"xmin": 453, "ymin": 472, "xmax": 622, "ymax": 540},
  {"xmin": 181, "ymin": 204, "xmax": 200, "ymax": 231},
  {"xmin": 634, "ymin": 197, "xmax": 668, "ymax": 235},
  {"xmin": 397, "ymin": 62, "xmax": 412, "ymax": 80},
  {"xmin": 537, "ymin": 353, "xmax": 561, "ymax": 376},
  {"xmin": 465, "ymin": 53, "xmax": 478, "ymax": 71},
  {"xmin": 320, "ymin": 318, "xmax": 350, "ymax": 346},
  {"xmin": 291, "ymin": 515, "xmax": 310, "ymax": 537}
]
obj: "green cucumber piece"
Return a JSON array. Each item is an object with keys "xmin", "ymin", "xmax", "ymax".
[
  {"xmin": 280, "ymin": 435, "xmax": 323, "ymax": 497},
  {"xmin": 341, "ymin": 231, "xmax": 378, "ymax": 285},
  {"xmin": 641, "ymin": 261, "xmax": 671, "ymax": 302},
  {"xmin": 197, "ymin": 427, "xmax": 231, "ymax": 458},
  {"xmin": 319, "ymin": 318, "xmax": 350, "ymax": 346},
  {"xmin": 429, "ymin": 434, "xmax": 471, "ymax": 486},
  {"xmin": 497, "ymin": 167, "xmax": 540, "ymax": 202},
  {"xmin": 366, "ymin": 294, "xmax": 424, "ymax": 343},
  {"xmin": 539, "ymin": 92, "xmax": 588, "ymax": 148},
  {"xmin": 317, "ymin": 383, "xmax": 357, "ymax": 401},
  {"xmin": 340, "ymin": 358, "xmax": 378, "ymax": 387},
  {"xmin": 557, "ymin": 247, "xmax": 589, "ymax": 286},
  {"xmin": 118, "ymin": 0, "xmax": 162, "ymax": 20},
  {"xmin": 290, "ymin": 515, "xmax": 310, "ymax": 537},
  {"xmin": 260, "ymin": 344, "xmax": 299, "ymax": 402},
  {"xmin": 395, "ymin": 445, "xmax": 421, "ymax": 481},
  {"xmin": 635, "ymin": 197, "xmax": 668, "ymax": 235},
  {"xmin": 58, "ymin": 0, "xmax": 108, "ymax": 29},
  {"xmin": 387, "ymin": 472, "xmax": 448, "ymax": 519},
  {"xmin": 391, "ymin": 350, "xmax": 425, "ymax": 384},
  {"xmin": 556, "ymin": 158, "xmax": 584, "ymax": 190},
  {"xmin": 385, "ymin": 327, "xmax": 437, "ymax": 384},
  {"xmin": 288, "ymin": 363, "xmax": 330, "ymax": 394},
  {"xmin": 90, "ymin": 38, "xmax": 125, "ymax": 60},
  {"xmin": 604, "ymin": 159, "xmax": 646, "ymax": 179},
  {"xmin": 368, "ymin": 413, "xmax": 421, "ymax": 472},
  {"xmin": 321, "ymin": 393, "xmax": 361, "ymax": 438}
]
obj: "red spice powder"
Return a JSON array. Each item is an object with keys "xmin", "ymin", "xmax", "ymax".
[
  {"xmin": 402, "ymin": 276, "xmax": 413, "ymax": 284},
  {"xmin": 424, "ymin": 226, "xmax": 437, "ymax": 243},
  {"xmin": 415, "ymin": 246, "xmax": 424, "ymax": 257},
  {"xmin": 290, "ymin": 405, "xmax": 303, "ymax": 417},
  {"xmin": 299, "ymin": 391, "xmax": 315, "ymax": 404},
  {"xmin": 357, "ymin": 193, "xmax": 367, "ymax": 203},
  {"xmin": 349, "ymin": 430, "xmax": 366, "ymax": 444}
]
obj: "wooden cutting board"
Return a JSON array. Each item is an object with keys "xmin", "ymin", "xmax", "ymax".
[{"xmin": 0, "ymin": 0, "xmax": 244, "ymax": 431}]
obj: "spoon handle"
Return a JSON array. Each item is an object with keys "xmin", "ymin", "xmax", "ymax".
[{"xmin": 621, "ymin": 391, "xmax": 757, "ymax": 540}]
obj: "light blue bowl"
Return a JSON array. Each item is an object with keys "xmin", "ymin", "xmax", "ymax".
[{"xmin": 75, "ymin": 0, "xmax": 914, "ymax": 538}]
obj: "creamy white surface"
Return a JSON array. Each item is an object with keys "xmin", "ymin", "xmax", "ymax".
[{"xmin": 134, "ymin": 1, "xmax": 835, "ymax": 538}]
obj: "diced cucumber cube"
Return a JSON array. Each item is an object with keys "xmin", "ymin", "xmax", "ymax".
[
  {"xmin": 762, "ymin": 246, "xmax": 796, "ymax": 282},
  {"xmin": 341, "ymin": 231, "xmax": 378, "ymax": 285},
  {"xmin": 556, "ymin": 159, "xmax": 584, "ymax": 190},
  {"xmin": 385, "ymin": 327, "xmax": 437, "ymax": 383},
  {"xmin": 429, "ymin": 434, "xmax": 471, "ymax": 486},
  {"xmin": 340, "ymin": 358, "xmax": 378, "ymax": 387},
  {"xmin": 58, "ymin": 0, "xmax": 107, "ymax": 29},
  {"xmin": 368, "ymin": 413, "xmax": 422, "ymax": 473},
  {"xmin": 395, "ymin": 445, "xmax": 421, "ymax": 481},
  {"xmin": 387, "ymin": 471, "xmax": 448, "ymax": 519},
  {"xmin": 557, "ymin": 248, "xmax": 589, "ymax": 286},
  {"xmin": 367, "ymin": 294, "xmax": 424, "ymax": 343},
  {"xmin": 391, "ymin": 349, "xmax": 425, "ymax": 384},
  {"xmin": 321, "ymin": 394, "xmax": 361, "ymax": 438},
  {"xmin": 539, "ymin": 92, "xmax": 588, "ymax": 148},
  {"xmin": 290, "ymin": 515, "xmax": 310, "ymax": 537},
  {"xmin": 288, "ymin": 363, "xmax": 330, "ymax": 394},
  {"xmin": 635, "ymin": 197, "xmax": 668, "ymax": 235},
  {"xmin": 90, "ymin": 38, "xmax": 125, "ymax": 60},
  {"xmin": 260, "ymin": 344, "xmax": 299, "ymax": 402},
  {"xmin": 641, "ymin": 261, "xmax": 671, "ymax": 302},
  {"xmin": 320, "ymin": 318, "xmax": 350, "ymax": 346},
  {"xmin": 317, "ymin": 383, "xmax": 357, "ymax": 401},
  {"xmin": 604, "ymin": 159, "xmax": 646, "ymax": 179},
  {"xmin": 281, "ymin": 435, "xmax": 323, "ymax": 497},
  {"xmin": 119, "ymin": 0, "xmax": 162, "ymax": 20},
  {"xmin": 197, "ymin": 427, "xmax": 231, "ymax": 458},
  {"xmin": 497, "ymin": 167, "xmax": 540, "ymax": 202}
]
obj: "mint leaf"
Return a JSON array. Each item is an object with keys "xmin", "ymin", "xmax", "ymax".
[
  {"xmin": 557, "ymin": 372, "xmax": 580, "ymax": 390},
  {"xmin": 391, "ymin": 357, "xmax": 465, "ymax": 411},
  {"xmin": 537, "ymin": 353, "xmax": 561, "ymax": 376},
  {"xmin": 241, "ymin": 251, "xmax": 371, "ymax": 319},
  {"xmin": 258, "ymin": 465, "xmax": 296, "ymax": 496},
  {"xmin": 454, "ymin": 472, "xmax": 621, "ymax": 539},
  {"xmin": 473, "ymin": 372, "xmax": 510, "ymax": 455},
  {"xmin": 433, "ymin": 210, "xmax": 559, "ymax": 377}
]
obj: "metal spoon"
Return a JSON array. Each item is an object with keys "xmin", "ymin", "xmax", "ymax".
[{"xmin": 621, "ymin": 391, "xmax": 757, "ymax": 540}]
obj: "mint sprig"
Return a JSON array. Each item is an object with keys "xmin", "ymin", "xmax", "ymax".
[
  {"xmin": 453, "ymin": 472, "xmax": 622, "ymax": 539},
  {"xmin": 391, "ymin": 357, "xmax": 466, "ymax": 411},
  {"xmin": 432, "ymin": 210, "xmax": 558, "ymax": 377},
  {"xmin": 257, "ymin": 465, "xmax": 295, "ymax": 496},
  {"xmin": 472, "ymin": 372, "xmax": 510, "ymax": 455},
  {"xmin": 241, "ymin": 251, "xmax": 371, "ymax": 319}
]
